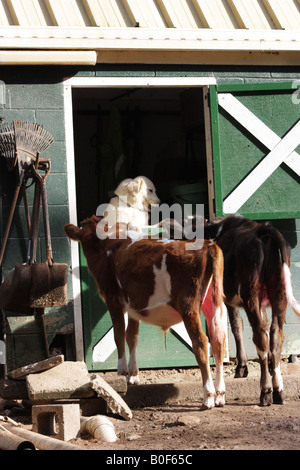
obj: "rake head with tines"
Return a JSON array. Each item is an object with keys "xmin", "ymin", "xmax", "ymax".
[
  {"xmin": 13, "ymin": 120, "xmax": 54, "ymax": 170},
  {"xmin": 0, "ymin": 122, "xmax": 16, "ymax": 171}
]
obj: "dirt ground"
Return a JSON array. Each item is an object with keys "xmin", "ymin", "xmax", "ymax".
[
  {"xmin": 72, "ymin": 398, "xmax": 300, "ymax": 451},
  {"xmin": 2, "ymin": 361, "xmax": 300, "ymax": 451},
  {"xmin": 71, "ymin": 362, "xmax": 300, "ymax": 451}
]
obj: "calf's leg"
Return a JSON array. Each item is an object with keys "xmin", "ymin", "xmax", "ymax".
[
  {"xmin": 268, "ymin": 296, "xmax": 287, "ymax": 405},
  {"xmin": 183, "ymin": 311, "xmax": 216, "ymax": 410},
  {"xmin": 227, "ymin": 305, "xmax": 248, "ymax": 378},
  {"xmin": 126, "ymin": 317, "xmax": 140, "ymax": 385},
  {"xmin": 202, "ymin": 295, "xmax": 226, "ymax": 407},
  {"xmin": 270, "ymin": 316, "xmax": 285, "ymax": 404},
  {"xmin": 108, "ymin": 305, "xmax": 129, "ymax": 378},
  {"xmin": 244, "ymin": 301, "xmax": 272, "ymax": 406}
]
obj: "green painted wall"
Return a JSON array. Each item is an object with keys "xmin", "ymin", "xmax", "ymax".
[
  {"xmin": 0, "ymin": 68, "xmax": 72, "ymax": 369},
  {"xmin": 0, "ymin": 64, "xmax": 299, "ymax": 371}
]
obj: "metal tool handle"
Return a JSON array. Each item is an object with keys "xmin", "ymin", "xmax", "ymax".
[
  {"xmin": 0, "ymin": 170, "xmax": 24, "ymax": 267},
  {"xmin": 29, "ymin": 181, "xmax": 41, "ymax": 264},
  {"xmin": 31, "ymin": 160, "xmax": 53, "ymax": 266}
]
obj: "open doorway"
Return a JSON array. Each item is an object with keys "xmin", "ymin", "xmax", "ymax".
[
  {"xmin": 68, "ymin": 83, "xmax": 219, "ymax": 370},
  {"xmin": 72, "ymin": 86, "xmax": 210, "ymax": 222}
]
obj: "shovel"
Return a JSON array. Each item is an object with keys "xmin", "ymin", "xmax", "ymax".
[
  {"xmin": 0, "ymin": 175, "xmax": 41, "ymax": 314},
  {"xmin": 29, "ymin": 161, "xmax": 68, "ymax": 308},
  {"xmin": 0, "ymin": 161, "xmax": 68, "ymax": 312}
]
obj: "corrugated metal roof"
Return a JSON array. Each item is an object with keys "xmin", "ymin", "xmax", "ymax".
[
  {"xmin": 0, "ymin": 0, "xmax": 300, "ymax": 64},
  {"xmin": 0, "ymin": 0, "xmax": 299, "ymax": 30}
]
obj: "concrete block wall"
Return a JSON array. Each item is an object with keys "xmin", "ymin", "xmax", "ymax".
[{"xmin": 0, "ymin": 67, "xmax": 73, "ymax": 369}]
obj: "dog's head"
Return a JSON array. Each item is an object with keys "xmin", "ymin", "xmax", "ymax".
[{"xmin": 114, "ymin": 176, "xmax": 160, "ymax": 211}]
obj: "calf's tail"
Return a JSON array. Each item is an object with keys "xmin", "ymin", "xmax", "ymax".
[
  {"xmin": 210, "ymin": 242, "xmax": 225, "ymax": 308},
  {"xmin": 257, "ymin": 223, "xmax": 300, "ymax": 317},
  {"xmin": 283, "ymin": 263, "xmax": 300, "ymax": 317}
]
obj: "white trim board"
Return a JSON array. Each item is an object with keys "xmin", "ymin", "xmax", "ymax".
[
  {"xmin": 64, "ymin": 82, "xmax": 84, "ymax": 361},
  {"xmin": 64, "ymin": 76, "xmax": 217, "ymax": 88}
]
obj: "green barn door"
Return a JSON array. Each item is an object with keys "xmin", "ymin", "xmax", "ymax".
[
  {"xmin": 208, "ymin": 82, "xmax": 300, "ymax": 358},
  {"xmin": 80, "ymin": 246, "xmax": 211, "ymax": 371},
  {"xmin": 209, "ymin": 82, "xmax": 300, "ymax": 220}
]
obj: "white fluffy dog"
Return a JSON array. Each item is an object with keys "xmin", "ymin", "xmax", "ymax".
[{"xmin": 104, "ymin": 176, "xmax": 160, "ymax": 227}]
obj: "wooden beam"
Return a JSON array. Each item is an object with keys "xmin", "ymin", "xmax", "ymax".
[{"xmin": 0, "ymin": 50, "xmax": 97, "ymax": 65}]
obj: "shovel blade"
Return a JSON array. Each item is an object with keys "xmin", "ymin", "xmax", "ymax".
[{"xmin": 30, "ymin": 262, "xmax": 68, "ymax": 308}]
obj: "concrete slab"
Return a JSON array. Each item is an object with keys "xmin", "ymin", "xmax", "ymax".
[
  {"xmin": 7, "ymin": 355, "xmax": 64, "ymax": 380},
  {"xmin": 26, "ymin": 361, "xmax": 94, "ymax": 401},
  {"xmin": 90, "ymin": 373, "xmax": 132, "ymax": 421}
]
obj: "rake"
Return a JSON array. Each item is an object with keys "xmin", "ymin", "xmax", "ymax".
[
  {"xmin": 0, "ymin": 122, "xmax": 16, "ymax": 171},
  {"xmin": 0, "ymin": 120, "xmax": 54, "ymax": 266},
  {"xmin": 0, "ymin": 120, "xmax": 55, "ymax": 175},
  {"xmin": 13, "ymin": 120, "xmax": 54, "ymax": 171}
]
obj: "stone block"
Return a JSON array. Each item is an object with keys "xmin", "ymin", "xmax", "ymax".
[
  {"xmin": 7, "ymin": 355, "xmax": 64, "ymax": 379},
  {"xmin": 90, "ymin": 373, "xmax": 132, "ymax": 421},
  {"xmin": 32, "ymin": 403, "xmax": 80, "ymax": 441},
  {"xmin": 26, "ymin": 361, "xmax": 94, "ymax": 400}
]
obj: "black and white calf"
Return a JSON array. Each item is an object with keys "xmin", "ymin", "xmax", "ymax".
[{"xmin": 204, "ymin": 215, "xmax": 300, "ymax": 406}]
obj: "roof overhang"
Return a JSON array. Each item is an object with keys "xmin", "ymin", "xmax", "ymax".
[
  {"xmin": 1, "ymin": 26, "xmax": 300, "ymax": 51},
  {"xmin": 0, "ymin": 27, "xmax": 300, "ymax": 65}
]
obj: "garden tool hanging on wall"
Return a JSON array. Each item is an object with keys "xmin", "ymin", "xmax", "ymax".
[
  {"xmin": 0, "ymin": 120, "xmax": 67, "ymax": 312},
  {"xmin": 0, "ymin": 120, "xmax": 54, "ymax": 267},
  {"xmin": 0, "ymin": 170, "xmax": 42, "ymax": 314},
  {"xmin": 29, "ymin": 160, "xmax": 68, "ymax": 309},
  {"xmin": 0, "ymin": 160, "xmax": 68, "ymax": 313}
]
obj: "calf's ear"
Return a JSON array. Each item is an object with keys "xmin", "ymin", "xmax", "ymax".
[{"xmin": 64, "ymin": 224, "xmax": 81, "ymax": 241}]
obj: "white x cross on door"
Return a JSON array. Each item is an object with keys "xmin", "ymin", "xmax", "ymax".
[{"xmin": 218, "ymin": 93, "xmax": 300, "ymax": 214}]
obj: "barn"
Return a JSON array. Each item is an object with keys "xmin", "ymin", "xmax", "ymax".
[{"xmin": 0, "ymin": 0, "xmax": 299, "ymax": 374}]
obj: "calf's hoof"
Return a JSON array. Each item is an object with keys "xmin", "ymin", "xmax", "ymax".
[
  {"xmin": 273, "ymin": 388, "xmax": 286, "ymax": 405},
  {"xmin": 128, "ymin": 373, "xmax": 140, "ymax": 385},
  {"xmin": 260, "ymin": 389, "xmax": 273, "ymax": 406},
  {"xmin": 215, "ymin": 391, "xmax": 226, "ymax": 407},
  {"xmin": 201, "ymin": 394, "xmax": 215, "ymax": 411},
  {"xmin": 234, "ymin": 364, "xmax": 248, "ymax": 378}
]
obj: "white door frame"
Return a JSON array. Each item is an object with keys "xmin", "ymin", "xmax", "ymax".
[{"xmin": 63, "ymin": 75, "xmax": 217, "ymax": 361}]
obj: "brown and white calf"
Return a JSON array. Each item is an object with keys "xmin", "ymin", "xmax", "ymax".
[
  {"xmin": 65, "ymin": 216, "xmax": 226, "ymax": 410},
  {"xmin": 204, "ymin": 215, "xmax": 300, "ymax": 406}
]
